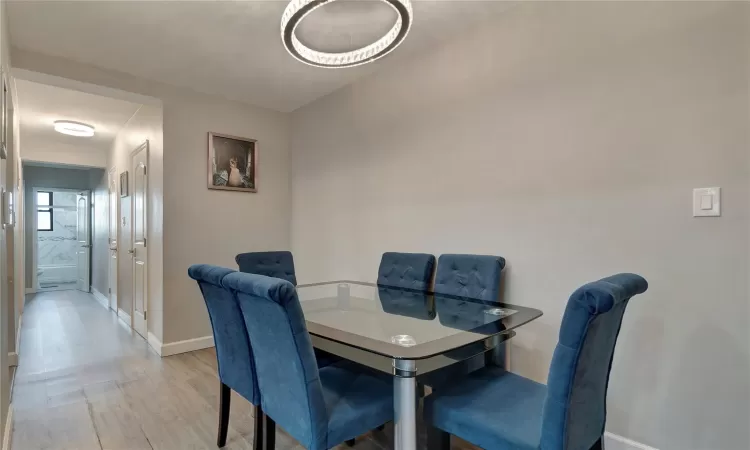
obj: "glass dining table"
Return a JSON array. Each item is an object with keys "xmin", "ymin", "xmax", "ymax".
[{"xmin": 296, "ymin": 281, "xmax": 544, "ymax": 450}]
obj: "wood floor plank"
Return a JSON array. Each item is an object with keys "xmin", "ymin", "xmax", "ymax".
[
  {"xmin": 84, "ymin": 381, "xmax": 157, "ymax": 450},
  {"xmin": 13, "ymin": 289, "xmax": 481, "ymax": 450},
  {"xmin": 13, "ymin": 402, "xmax": 102, "ymax": 450}
]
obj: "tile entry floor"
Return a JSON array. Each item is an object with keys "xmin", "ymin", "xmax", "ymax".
[{"xmin": 12, "ymin": 290, "xmax": 477, "ymax": 450}]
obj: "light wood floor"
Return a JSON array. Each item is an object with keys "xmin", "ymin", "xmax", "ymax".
[{"xmin": 12, "ymin": 290, "xmax": 476, "ymax": 450}]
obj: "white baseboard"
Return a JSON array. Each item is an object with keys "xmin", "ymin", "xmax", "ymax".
[
  {"xmin": 151, "ymin": 335, "xmax": 214, "ymax": 357},
  {"xmin": 14, "ymin": 315, "xmax": 21, "ymax": 356},
  {"xmin": 3, "ymin": 405, "xmax": 12, "ymax": 450},
  {"xmin": 604, "ymin": 432, "xmax": 658, "ymax": 450},
  {"xmin": 91, "ymin": 288, "xmax": 109, "ymax": 309},
  {"xmin": 7, "ymin": 353, "xmax": 17, "ymax": 368},
  {"xmin": 117, "ymin": 308, "xmax": 131, "ymax": 329},
  {"xmin": 147, "ymin": 332, "xmax": 162, "ymax": 356}
]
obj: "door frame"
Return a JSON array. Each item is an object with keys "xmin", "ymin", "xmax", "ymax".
[
  {"xmin": 108, "ymin": 166, "xmax": 118, "ymax": 311},
  {"xmin": 129, "ymin": 141, "xmax": 148, "ymax": 337},
  {"xmin": 32, "ymin": 187, "xmax": 91, "ymax": 292}
]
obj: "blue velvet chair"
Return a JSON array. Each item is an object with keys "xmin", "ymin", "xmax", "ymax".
[
  {"xmin": 188, "ymin": 264, "xmax": 263, "ymax": 450},
  {"xmin": 424, "ymin": 273, "xmax": 648, "ymax": 450},
  {"xmin": 434, "ymin": 254, "xmax": 506, "ymax": 302},
  {"xmin": 235, "ymin": 251, "xmax": 297, "ymax": 285},
  {"xmin": 236, "ymin": 250, "xmax": 340, "ymax": 370},
  {"xmin": 222, "ymin": 272, "xmax": 394, "ymax": 450},
  {"xmin": 425, "ymin": 254, "xmax": 508, "ymax": 385},
  {"xmin": 377, "ymin": 252, "xmax": 436, "ymax": 290}
]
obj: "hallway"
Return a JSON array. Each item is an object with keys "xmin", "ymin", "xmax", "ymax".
[{"xmin": 10, "ymin": 290, "xmax": 394, "ymax": 450}]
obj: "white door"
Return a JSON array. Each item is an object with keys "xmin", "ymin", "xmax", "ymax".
[
  {"xmin": 76, "ymin": 192, "xmax": 90, "ymax": 292},
  {"xmin": 131, "ymin": 142, "xmax": 148, "ymax": 338},
  {"xmin": 108, "ymin": 169, "xmax": 118, "ymax": 310},
  {"xmin": 119, "ymin": 195, "xmax": 133, "ymax": 324}
]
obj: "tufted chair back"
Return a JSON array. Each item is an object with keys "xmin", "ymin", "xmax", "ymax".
[
  {"xmin": 236, "ymin": 251, "xmax": 297, "ymax": 286},
  {"xmin": 222, "ymin": 271, "xmax": 329, "ymax": 450},
  {"xmin": 540, "ymin": 273, "xmax": 648, "ymax": 450},
  {"xmin": 377, "ymin": 252, "xmax": 436, "ymax": 291},
  {"xmin": 434, "ymin": 254, "xmax": 505, "ymax": 302},
  {"xmin": 188, "ymin": 264, "xmax": 259, "ymax": 405}
]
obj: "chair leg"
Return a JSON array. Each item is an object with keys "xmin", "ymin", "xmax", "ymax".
[
  {"xmin": 264, "ymin": 414, "xmax": 276, "ymax": 450},
  {"xmin": 345, "ymin": 438, "xmax": 355, "ymax": 446},
  {"xmin": 427, "ymin": 426, "xmax": 450, "ymax": 450},
  {"xmin": 252, "ymin": 405, "xmax": 264, "ymax": 450},
  {"xmin": 217, "ymin": 383, "xmax": 230, "ymax": 448},
  {"xmin": 590, "ymin": 437, "xmax": 604, "ymax": 450}
]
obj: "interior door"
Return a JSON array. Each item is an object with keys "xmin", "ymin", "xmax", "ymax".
[
  {"xmin": 108, "ymin": 169, "xmax": 118, "ymax": 310},
  {"xmin": 131, "ymin": 142, "xmax": 148, "ymax": 338},
  {"xmin": 119, "ymin": 193, "xmax": 133, "ymax": 325},
  {"xmin": 76, "ymin": 192, "xmax": 90, "ymax": 292}
]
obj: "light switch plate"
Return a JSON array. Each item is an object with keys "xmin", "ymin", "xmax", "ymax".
[{"xmin": 693, "ymin": 187, "xmax": 720, "ymax": 217}]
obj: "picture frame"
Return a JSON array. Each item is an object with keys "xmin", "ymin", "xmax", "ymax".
[
  {"xmin": 207, "ymin": 132, "xmax": 257, "ymax": 193},
  {"xmin": 120, "ymin": 171, "xmax": 129, "ymax": 197}
]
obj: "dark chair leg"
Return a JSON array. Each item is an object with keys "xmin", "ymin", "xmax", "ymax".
[
  {"xmin": 345, "ymin": 438, "xmax": 356, "ymax": 446},
  {"xmin": 590, "ymin": 437, "xmax": 604, "ymax": 450},
  {"xmin": 252, "ymin": 405, "xmax": 264, "ymax": 450},
  {"xmin": 264, "ymin": 414, "xmax": 276, "ymax": 450},
  {"xmin": 427, "ymin": 426, "xmax": 450, "ymax": 450},
  {"xmin": 217, "ymin": 383, "xmax": 231, "ymax": 447}
]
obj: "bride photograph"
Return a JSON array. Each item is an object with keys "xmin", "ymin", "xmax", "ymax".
[{"xmin": 207, "ymin": 132, "xmax": 257, "ymax": 193}]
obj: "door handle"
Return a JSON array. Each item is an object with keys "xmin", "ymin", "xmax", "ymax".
[{"xmin": 128, "ymin": 249, "xmax": 135, "ymax": 255}]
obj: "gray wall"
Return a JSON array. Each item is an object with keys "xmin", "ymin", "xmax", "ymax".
[
  {"xmin": 24, "ymin": 164, "xmax": 105, "ymax": 288},
  {"xmin": 162, "ymin": 95, "xmax": 289, "ymax": 344},
  {"xmin": 108, "ymin": 104, "xmax": 163, "ymax": 339},
  {"xmin": 291, "ymin": 3, "xmax": 749, "ymax": 449}
]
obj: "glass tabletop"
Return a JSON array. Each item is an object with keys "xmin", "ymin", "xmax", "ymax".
[{"xmin": 297, "ymin": 281, "xmax": 543, "ymax": 360}]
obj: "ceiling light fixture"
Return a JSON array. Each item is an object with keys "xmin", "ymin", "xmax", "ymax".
[
  {"xmin": 54, "ymin": 120, "xmax": 95, "ymax": 137},
  {"xmin": 281, "ymin": 0, "xmax": 413, "ymax": 68}
]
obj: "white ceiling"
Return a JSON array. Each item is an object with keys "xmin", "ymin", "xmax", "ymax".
[
  {"xmin": 7, "ymin": 1, "xmax": 516, "ymax": 112},
  {"xmin": 15, "ymin": 78, "xmax": 142, "ymax": 155}
]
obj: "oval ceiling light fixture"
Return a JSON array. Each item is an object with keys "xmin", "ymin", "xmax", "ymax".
[
  {"xmin": 54, "ymin": 120, "xmax": 95, "ymax": 137},
  {"xmin": 281, "ymin": 0, "xmax": 413, "ymax": 68}
]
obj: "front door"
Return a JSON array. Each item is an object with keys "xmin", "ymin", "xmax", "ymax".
[
  {"xmin": 76, "ymin": 192, "xmax": 90, "ymax": 292},
  {"xmin": 131, "ymin": 142, "xmax": 148, "ymax": 338}
]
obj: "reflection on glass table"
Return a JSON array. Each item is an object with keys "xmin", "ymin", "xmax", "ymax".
[
  {"xmin": 296, "ymin": 280, "xmax": 543, "ymax": 450},
  {"xmin": 297, "ymin": 281, "xmax": 541, "ymax": 360}
]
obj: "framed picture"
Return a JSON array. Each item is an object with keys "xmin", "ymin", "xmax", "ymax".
[
  {"xmin": 120, "ymin": 171, "xmax": 129, "ymax": 197},
  {"xmin": 208, "ymin": 132, "xmax": 257, "ymax": 193}
]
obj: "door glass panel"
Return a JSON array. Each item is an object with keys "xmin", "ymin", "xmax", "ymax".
[{"xmin": 77, "ymin": 197, "xmax": 87, "ymax": 242}]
